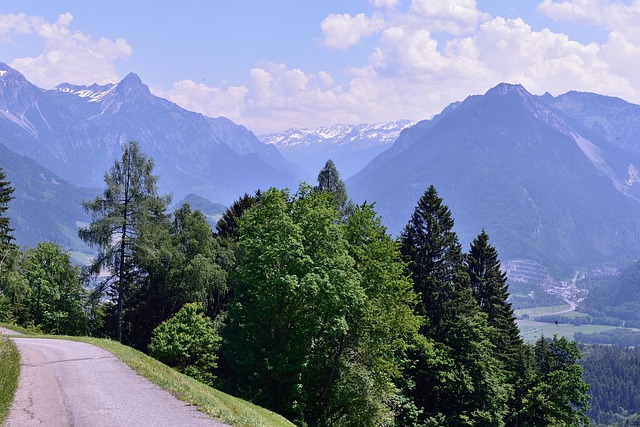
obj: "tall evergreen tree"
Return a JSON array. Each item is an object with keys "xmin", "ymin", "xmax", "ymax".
[
  {"xmin": 316, "ymin": 159, "xmax": 349, "ymax": 212},
  {"xmin": 215, "ymin": 191, "xmax": 261, "ymax": 240},
  {"xmin": 0, "ymin": 167, "xmax": 15, "ymax": 261},
  {"xmin": 400, "ymin": 185, "xmax": 509, "ymax": 426},
  {"xmin": 466, "ymin": 230, "xmax": 529, "ymax": 426},
  {"xmin": 79, "ymin": 140, "xmax": 170, "ymax": 342},
  {"xmin": 466, "ymin": 230, "xmax": 523, "ymax": 370}
]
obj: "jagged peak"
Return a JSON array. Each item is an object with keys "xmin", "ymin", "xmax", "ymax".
[
  {"xmin": 485, "ymin": 82, "xmax": 532, "ymax": 99},
  {"xmin": 119, "ymin": 72, "xmax": 143, "ymax": 86},
  {"xmin": 112, "ymin": 72, "xmax": 151, "ymax": 99}
]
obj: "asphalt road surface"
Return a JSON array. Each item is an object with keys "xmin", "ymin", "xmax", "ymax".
[{"xmin": 4, "ymin": 337, "xmax": 229, "ymax": 427}]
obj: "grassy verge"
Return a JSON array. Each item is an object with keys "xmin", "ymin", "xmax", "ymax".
[
  {"xmin": 0, "ymin": 335, "xmax": 20, "ymax": 424},
  {"xmin": 70, "ymin": 337, "xmax": 294, "ymax": 427},
  {"xmin": 0, "ymin": 324, "xmax": 294, "ymax": 427}
]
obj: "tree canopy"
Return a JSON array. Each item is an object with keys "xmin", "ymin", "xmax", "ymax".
[{"xmin": 79, "ymin": 140, "xmax": 170, "ymax": 342}]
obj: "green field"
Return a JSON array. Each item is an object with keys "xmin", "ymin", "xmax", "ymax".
[
  {"xmin": 515, "ymin": 304, "xmax": 638, "ymax": 343},
  {"xmin": 514, "ymin": 304, "xmax": 571, "ymax": 318}
]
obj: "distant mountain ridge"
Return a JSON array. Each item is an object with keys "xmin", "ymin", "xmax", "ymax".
[
  {"xmin": 259, "ymin": 120, "xmax": 413, "ymax": 178},
  {"xmin": 348, "ymin": 83, "xmax": 640, "ymax": 274},
  {"xmin": 0, "ymin": 63, "xmax": 302, "ymax": 206},
  {"xmin": 540, "ymin": 91, "xmax": 640, "ymax": 156}
]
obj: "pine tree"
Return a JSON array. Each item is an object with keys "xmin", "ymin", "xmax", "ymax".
[
  {"xmin": 400, "ymin": 185, "xmax": 469, "ymax": 340},
  {"xmin": 0, "ymin": 167, "xmax": 15, "ymax": 251},
  {"xmin": 401, "ymin": 186, "xmax": 508, "ymax": 426},
  {"xmin": 79, "ymin": 140, "xmax": 170, "ymax": 342},
  {"xmin": 466, "ymin": 230, "xmax": 523, "ymax": 371},
  {"xmin": 466, "ymin": 230, "xmax": 528, "ymax": 426},
  {"xmin": 215, "ymin": 191, "xmax": 261, "ymax": 239},
  {"xmin": 400, "ymin": 185, "xmax": 509, "ymax": 426},
  {"xmin": 315, "ymin": 159, "xmax": 349, "ymax": 212}
]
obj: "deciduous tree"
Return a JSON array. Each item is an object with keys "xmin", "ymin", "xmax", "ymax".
[{"xmin": 22, "ymin": 242, "xmax": 87, "ymax": 335}]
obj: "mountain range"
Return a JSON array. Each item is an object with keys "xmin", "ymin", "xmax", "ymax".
[
  {"xmin": 3, "ymin": 60, "xmax": 640, "ymax": 276},
  {"xmin": 0, "ymin": 63, "xmax": 302, "ymax": 205},
  {"xmin": 258, "ymin": 121, "xmax": 413, "ymax": 179}
]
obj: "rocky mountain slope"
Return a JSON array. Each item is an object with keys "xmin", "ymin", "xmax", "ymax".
[{"xmin": 348, "ymin": 83, "xmax": 640, "ymax": 274}]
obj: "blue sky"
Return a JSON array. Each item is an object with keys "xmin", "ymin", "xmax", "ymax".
[{"xmin": 0, "ymin": 1, "xmax": 637, "ymax": 133}]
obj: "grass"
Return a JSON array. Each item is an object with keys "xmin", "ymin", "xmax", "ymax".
[
  {"xmin": 0, "ymin": 335, "xmax": 20, "ymax": 424},
  {"xmin": 0, "ymin": 325, "xmax": 294, "ymax": 427},
  {"xmin": 514, "ymin": 303, "xmax": 572, "ymax": 318},
  {"xmin": 517, "ymin": 318, "xmax": 623, "ymax": 343}
]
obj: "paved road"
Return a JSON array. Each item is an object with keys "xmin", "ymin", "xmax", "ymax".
[
  {"xmin": 0, "ymin": 326, "xmax": 22, "ymax": 335},
  {"xmin": 5, "ymin": 338, "xmax": 229, "ymax": 427}
]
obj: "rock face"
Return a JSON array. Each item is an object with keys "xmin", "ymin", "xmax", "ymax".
[{"xmin": 348, "ymin": 83, "xmax": 640, "ymax": 274}]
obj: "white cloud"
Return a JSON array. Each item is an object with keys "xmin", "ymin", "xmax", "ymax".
[
  {"xmin": 538, "ymin": 0, "xmax": 640, "ymax": 43},
  {"xmin": 409, "ymin": 0, "xmax": 485, "ymax": 35},
  {"xmin": 155, "ymin": 63, "xmax": 359, "ymax": 134},
  {"xmin": 161, "ymin": 0, "xmax": 640, "ymax": 134},
  {"xmin": 0, "ymin": 12, "xmax": 131, "ymax": 88},
  {"xmin": 152, "ymin": 80, "xmax": 249, "ymax": 121},
  {"xmin": 321, "ymin": 12, "xmax": 385, "ymax": 50},
  {"xmin": 367, "ymin": 0, "xmax": 400, "ymax": 8},
  {"xmin": 538, "ymin": 0, "xmax": 602, "ymax": 24}
]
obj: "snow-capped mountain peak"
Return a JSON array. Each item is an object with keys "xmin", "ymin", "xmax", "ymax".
[{"xmin": 259, "ymin": 120, "xmax": 414, "ymax": 149}]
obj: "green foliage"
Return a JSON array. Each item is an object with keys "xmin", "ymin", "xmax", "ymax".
[
  {"xmin": 22, "ymin": 242, "xmax": 87, "ymax": 335},
  {"xmin": 315, "ymin": 159, "xmax": 350, "ymax": 213},
  {"xmin": 215, "ymin": 191, "xmax": 261, "ymax": 240},
  {"xmin": 0, "ymin": 167, "xmax": 15, "ymax": 251},
  {"xmin": 223, "ymin": 187, "xmax": 420, "ymax": 426},
  {"xmin": 125, "ymin": 202, "xmax": 230, "ymax": 349},
  {"xmin": 0, "ymin": 168, "xmax": 17, "ymax": 323},
  {"xmin": 79, "ymin": 140, "xmax": 170, "ymax": 342},
  {"xmin": 169, "ymin": 204, "xmax": 228, "ymax": 312},
  {"xmin": 149, "ymin": 303, "xmax": 221, "ymax": 385},
  {"xmin": 0, "ymin": 246, "xmax": 28, "ymax": 324},
  {"xmin": 522, "ymin": 335, "xmax": 590, "ymax": 426},
  {"xmin": 400, "ymin": 185, "xmax": 510, "ymax": 426},
  {"xmin": 581, "ymin": 345, "xmax": 640, "ymax": 426},
  {"xmin": 0, "ymin": 335, "xmax": 20, "ymax": 424}
]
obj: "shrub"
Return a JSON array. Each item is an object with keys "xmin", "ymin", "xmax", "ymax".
[{"xmin": 148, "ymin": 303, "xmax": 221, "ymax": 385}]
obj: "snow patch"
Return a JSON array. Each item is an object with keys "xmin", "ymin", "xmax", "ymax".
[
  {"xmin": 0, "ymin": 110, "xmax": 38, "ymax": 137},
  {"xmin": 626, "ymin": 164, "xmax": 640, "ymax": 186},
  {"xmin": 0, "ymin": 70, "xmax": 6, "ymax": 77}
]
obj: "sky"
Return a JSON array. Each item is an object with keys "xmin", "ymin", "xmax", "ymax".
[{"xmin": 0, "ymin": 0, "xmax": 638, "ymax": 134}]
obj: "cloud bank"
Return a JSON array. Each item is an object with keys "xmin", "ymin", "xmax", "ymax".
[
  {"xmin": 3, "ymin": 1, "xmax": 640, "ymax": 133},
  {"xmin": 162, "ymin": 0, "xmax": 640, "ymax": 133}
]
